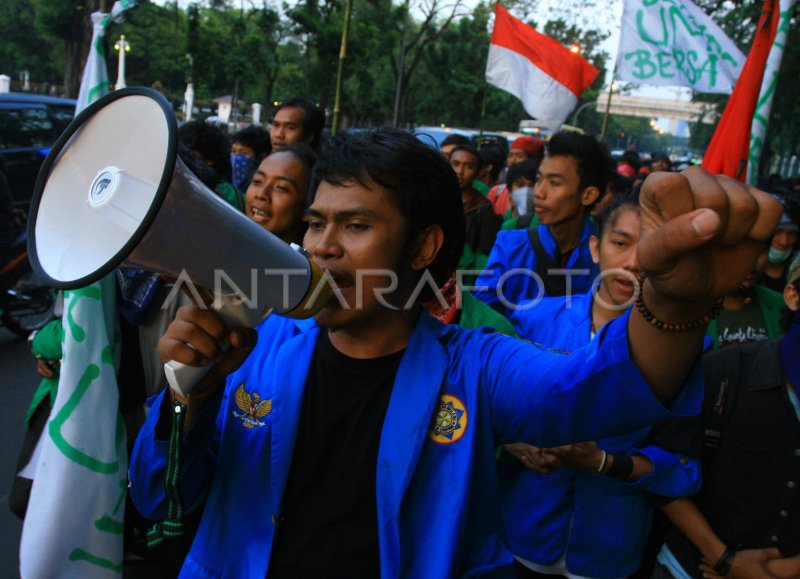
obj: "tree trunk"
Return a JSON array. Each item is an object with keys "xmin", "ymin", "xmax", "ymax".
[{"xmin": 63, "ymin": 3, "xmax": 94, "ymax": 98}]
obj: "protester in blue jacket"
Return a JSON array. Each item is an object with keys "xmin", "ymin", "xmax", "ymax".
[
  {"xmin": 503, "ymin": 196, "xmax": 701, "ymax": 578},
  {"xmin": 130, "ymin": 129, "xmax": 780, "ymax": 578},
  {"xmin": 473, "ymin": 132, "xmax": 610, "ymax": 315}
]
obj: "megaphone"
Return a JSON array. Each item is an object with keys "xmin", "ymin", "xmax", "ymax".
[{"xmin": 27, "ymin": 87, "xmax": 329, "ymax": 396}]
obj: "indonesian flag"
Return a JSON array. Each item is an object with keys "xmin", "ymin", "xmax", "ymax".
[
  {"xmin": 486, "ymin": 4, "xmax": 599, "ymax": 131},
  {"xmin": 702, "ymin": 0, "xmax": 780, "ymax": 181}
]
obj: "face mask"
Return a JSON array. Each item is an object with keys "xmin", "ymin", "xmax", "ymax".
[
  {"xmin": 231, "ymin": 153, "xmax": 258, "ymax": 193},
  {"xmin": 768, "ymin": 246, "xmax": 793, "ymax": 264},
  {"xmin": 512, "ymin": 186, "xmax": 533, "ymax": 216}
]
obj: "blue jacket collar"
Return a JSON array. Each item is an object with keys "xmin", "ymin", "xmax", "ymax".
[{"xmin": 538, "ymin": 219, "xmax": 594, "ymax": 263}]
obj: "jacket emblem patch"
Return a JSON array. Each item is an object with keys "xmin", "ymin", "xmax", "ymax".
[
  {"xmin": 233, "ymin": 383, "xmax": 272, "ymax": 428},
  {"xmin": 428, "ymin": 394, "xmax": 468, "ymax": 444}
]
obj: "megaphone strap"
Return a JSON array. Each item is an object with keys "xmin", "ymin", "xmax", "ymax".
[{"xmin": 147, "ymin": 399, "xmax": 187, "ymax": 548}]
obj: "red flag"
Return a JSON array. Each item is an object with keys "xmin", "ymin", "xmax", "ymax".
[
  {"xmin": 702, "ymin": 0, "xmax": 780, "ymax": 181},
  {"xmin": 485, "ymin": 4, "xmax": 598, "ymax": 130}
]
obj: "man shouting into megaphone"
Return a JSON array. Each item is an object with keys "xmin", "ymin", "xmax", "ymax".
[{"xmin": 130, "ymin": 129, "xmax": 780, "ymax": 578}]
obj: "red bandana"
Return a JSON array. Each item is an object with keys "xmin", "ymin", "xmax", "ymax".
[{"xmin": 422, "ymin": 273, "xmax": 461, "ymax": 325}]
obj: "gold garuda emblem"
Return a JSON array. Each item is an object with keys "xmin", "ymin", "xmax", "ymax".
[{"xmin": 233, "ymin": 384, "xmax": 272, "ymax": 428}]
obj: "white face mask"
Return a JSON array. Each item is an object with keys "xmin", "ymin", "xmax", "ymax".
[{"xmin": 512, "ymin": 186, "xmax": 534, "ymax": 216}]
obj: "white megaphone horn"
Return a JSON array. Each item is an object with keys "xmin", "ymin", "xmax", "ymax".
[{"xmin": 27, "ymin": 87, "xmax": 329, "ymax": 396}]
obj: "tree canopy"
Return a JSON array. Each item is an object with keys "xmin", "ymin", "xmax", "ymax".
[{"xmin": 0, "ymin": 0, "xmax": 796, "ymax": 163}]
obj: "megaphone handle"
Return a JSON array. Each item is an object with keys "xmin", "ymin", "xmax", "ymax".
[
  {"xmin": 164, "ymin": 355, "xmax": 225, "ymax": 398},
  {"xmin": 163, "ymin": 300, "xmax": 271, "ymax": 397}
]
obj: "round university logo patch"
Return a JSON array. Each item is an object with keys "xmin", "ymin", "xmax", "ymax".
[{"xmin": 428, "ymin": 394, "xmax": 468, "ymax": 444}]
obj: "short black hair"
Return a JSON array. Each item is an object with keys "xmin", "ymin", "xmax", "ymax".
[
  {"xmin": 269, "ymin": 143, "xmax": 318, "ymax": 207},
  {"xmin": 232, "ymin": 125, "xmax": 271, "ymax": 159},
  {"xmin": 596, "ymin": 194, "xmax": 639, "ymax": 240},
  {"xmin": 479, "ymin": 145, "xmax": 506, "ymax": 183},
  {"xmin": 311, "ymin": 129, "xmax": 465, "ymax": 299},
  {"xmin": 506, "ymin": 159, "xmax": 539, "ymax": 190},
  {"xmin": 274, "ymin": 97, "xmax": 325, "ymax": 148},
  {"xmin": 449, "ymin": 145, "xmax": 484, "ymax": 170},
  {"xmin": 621, "ymin": 150, "xmax": 641, "ymax": 170},
  {"xmin": 440, "ymin": 133, "xmax": 470, "ymax": 148},
  {"xmin": 178, "ymin": 142, "xmax": 221, "ymax": 191},
  {"xmin": 652, "ymin": 152, "xmax": 671, "ymax": 166},
  {"xmin": 545, "ymin": 132, "xmax": 613, "ymax": 196},
  {"xmin": 178, "ymin": 120, "xmax": 232, "ymax": 182},
  {"xmin": 607, "ymin": 171, "xmax": 634, "ymax": 197}
]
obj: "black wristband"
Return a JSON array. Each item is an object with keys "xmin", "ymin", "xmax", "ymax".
[
  {"xmin": 713, "ymin": 545, "xmax": 739, "ymax": 576},
  {"xmin": 605, "ymin": 453, "xmax": 635, "ymax": 480}
]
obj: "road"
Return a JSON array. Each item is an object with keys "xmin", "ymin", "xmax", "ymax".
[{"xmin": 0, "ymin": 328, "xmax": 40, "ymax": 577}]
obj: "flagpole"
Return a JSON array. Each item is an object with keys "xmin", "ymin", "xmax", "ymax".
[
  {"xmin": 331, "ymin": 0, "xmax": 353, "ymax": 135},
  {"xmin": 477, "ymin": 87, "xmax": 488, "ymax": 149},
  {"xmin": 599, "ymin": 72, "xmax": 615, "ymax": 143}
]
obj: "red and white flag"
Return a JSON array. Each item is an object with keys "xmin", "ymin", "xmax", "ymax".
[{"xmin": 486, "ymin": 4, "xmax": 599, "ymax": 130}]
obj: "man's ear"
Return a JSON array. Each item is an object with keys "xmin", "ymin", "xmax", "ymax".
[
  {"xmin": 589, "ymin": 235, "xmax": 601, "ymax": 265},
  {"xmin": 581, "ymin": 186, "xmax": 601, "ymax": 208},
  {"xmin": 411, "ymin": 225, "xmax": 445, "ymax": 271},
  {"xmin": 785, "ymin": 284, "xmax": 800, "ymax": 312}
]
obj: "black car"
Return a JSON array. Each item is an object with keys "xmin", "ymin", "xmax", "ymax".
[{"xmin": 0, "ymin": 92, "xmax": 76, "ymax": 210}]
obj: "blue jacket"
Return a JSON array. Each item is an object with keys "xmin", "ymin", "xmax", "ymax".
[
  {"xmin": 473, "ymin": 222, "xmax": 598, "ymax": 317},
  {"xmin": 130, "ymin": 311, "xmax": 701, "ymax": 578},
  {"xmin": 504, "ymin": 294, "xmax": 702, "ymax": 578}
]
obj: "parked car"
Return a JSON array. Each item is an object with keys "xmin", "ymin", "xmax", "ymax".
[
  {"xmin": 517, "ymin": 119, "xmax": 583, "ymax": 140},
  {"xmin": 0, "ymin": 92, "xmax": 76, "ymax": 210},
  {"xmin": 413, "ymin": 126, "xmax": 509, "ymax": 151}
]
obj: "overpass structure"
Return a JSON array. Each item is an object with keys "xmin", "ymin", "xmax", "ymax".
[{"xmin": 595, "ymin": 93, "xmax": 719, "ymax": 125}]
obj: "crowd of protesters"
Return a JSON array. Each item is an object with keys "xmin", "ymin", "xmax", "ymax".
[{"xmin": 12, "ymin": 96, "xmax": 800, "ymax": 579}]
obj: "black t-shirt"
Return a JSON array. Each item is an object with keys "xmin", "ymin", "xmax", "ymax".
[
  {"xmin": 716, "ymin": 300, "xmax": 769, "ymax": 348},
  {"xmin": 267, "ymin": 331, "xmax": 404, "ymax": 579}
]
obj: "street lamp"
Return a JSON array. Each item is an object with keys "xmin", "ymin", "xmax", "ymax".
[
  {"xmin": 569, "ymin": 43, "xmax": 581, "ymax": 54},
  {"xmin": 114, "ymin": 34, "xmax": 131, "ymax": 90}
]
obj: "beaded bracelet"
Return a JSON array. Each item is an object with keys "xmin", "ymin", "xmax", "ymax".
[{"xmin": 635, "ymin": 295, "xmax": 724, "ymax": 331}]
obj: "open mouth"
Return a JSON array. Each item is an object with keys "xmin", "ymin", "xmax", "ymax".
[
  {"xmin": 616, "ymin": 277, "xmax": 635, "ymax": 290},
  {"xmin": 250, "ymin": 207, "xmax": 269, "ymax": 221}
]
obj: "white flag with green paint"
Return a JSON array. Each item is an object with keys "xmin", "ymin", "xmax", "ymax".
[
  {"xmin": 75, "ymin": 12, "xmax": 112, "ymax": 114},
  {"xmin": 20, "ymin": 275, "xmax": 125, "ymax": 578},
  {"xmin": 616, "ymin": 0, "xmax": 745, "ymax": 93},
  {"xmin": 748, "ymin": 0, "xmax": 794, "ymax": 183}
]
